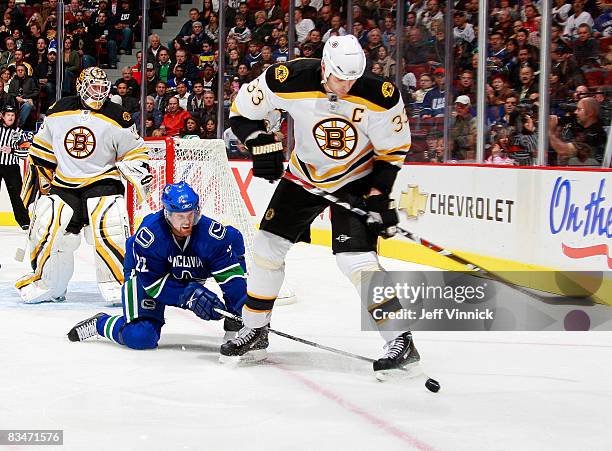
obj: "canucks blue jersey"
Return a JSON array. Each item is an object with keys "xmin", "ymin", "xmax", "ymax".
[{"xmin": 124, "ymin": 211, "xmax": 246, "ymax": 311}]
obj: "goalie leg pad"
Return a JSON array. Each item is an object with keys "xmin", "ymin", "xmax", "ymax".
[
  {"xmin": 243, "ymin": 230, "xmax": 293, "ymax": 328},
  {"xmin": 87, "ymin": 195, "xmax": 130, "ymax": 305},
  {"xmin": 16, "ymin": 195, "xmax": 75, "ymax": 303}
]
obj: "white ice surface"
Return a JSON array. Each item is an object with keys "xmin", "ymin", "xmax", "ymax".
[{"xmin": 0, "ymin": 226, "xmax": 611, "ymax": 451}]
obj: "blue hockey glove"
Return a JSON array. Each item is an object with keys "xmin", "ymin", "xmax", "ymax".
[{"xmin": 179, "ymin": 283, "xmax": 225, "ymax": 321}]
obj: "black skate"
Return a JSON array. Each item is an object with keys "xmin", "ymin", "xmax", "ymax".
[
  {"xmin": 373, "ymin": 332, "xmax": 421, "ymax": 381},
  {"xmin": 219, "ymin": 325, "xmax": 269, "ymax": 364},
  {"xmin": 67, "ymin": 313, "xmax": 105, "ymax": 342},
  {"xmin": 223, "ymin": 317, "xmax": 243, "ymax": 341}
]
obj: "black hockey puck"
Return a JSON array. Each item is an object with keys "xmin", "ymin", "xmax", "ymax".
[{"xmin": 425, "ymin": 378, "xmax": 440, "ymax": 393}]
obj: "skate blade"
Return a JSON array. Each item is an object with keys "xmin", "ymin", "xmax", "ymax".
[
  {"xmin": 218, "ymin": 349, "xmax": 267, "ymax": 365},
  {"xmin": 375, "ymin": 361, "xmax": 423, "ymax": 382},
  {"xmin": 22, "ymin": 297, "xmax": 66, "ymax": 305}
]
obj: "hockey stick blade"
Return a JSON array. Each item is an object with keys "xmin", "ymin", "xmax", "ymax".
[{"xmin": 214, "ymin": 308, "xmax": 440, "ymax": 391}]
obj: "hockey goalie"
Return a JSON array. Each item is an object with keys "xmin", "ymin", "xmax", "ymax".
[{"xmin": 15, "ymin": 67, "xmax": 151, "ymax": 305}]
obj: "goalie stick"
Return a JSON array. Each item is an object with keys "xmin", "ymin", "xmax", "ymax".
[
  {"xmin": 214, "ymin": 308, "xmax": 440, "ymax": 392},
  {"xmin": 282, "ymin": 172, "xmax": 599, "ymax": 304}
]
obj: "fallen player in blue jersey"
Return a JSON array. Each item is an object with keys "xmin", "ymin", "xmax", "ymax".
[{"xmin": 67, "ymin": 181, "xmax": 247, "ymax": 349}]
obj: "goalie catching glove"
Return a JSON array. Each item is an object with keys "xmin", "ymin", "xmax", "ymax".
[
  {"xmin": 178, "ymin": 282, "xmax": 225, "ymax": 321},
  {"xmin": 245, "ymin": 132, "xmax": 285, "ymax": 181},
  {"xmin": 356, "ymin": 194, "xmax": 399, "ymax": 239}
]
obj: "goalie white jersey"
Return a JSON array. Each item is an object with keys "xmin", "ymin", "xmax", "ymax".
[
  {"xmin": 230, "ymin": 58, "xmax": 411, "ymax": 191},
  {"xmin": 29, "ymin": 96, "xmax": 148, "ymax": 190}
]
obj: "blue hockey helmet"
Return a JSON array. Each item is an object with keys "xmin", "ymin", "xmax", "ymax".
[{"xmin": 161, "ymin": 181, "xmax": 200, "ymax": 217}]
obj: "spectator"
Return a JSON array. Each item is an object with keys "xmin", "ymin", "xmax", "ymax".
[
  {"xmin": 455, "ymin": 69, "xmax": 476, "ymax": 105},
  {"xmin": 0, "ymin": 80, "xmax": 13, "ymax": 111},
  {"xmin": 522, "ymin": 4, "xmax": 540, "ymax": 34},
  {"xmin": 153, "ymin": 80, "xmax": 171, "ymax": 112},
  {"xmin": 0, "ymin": 16, "xmax": 14, "ymax": 48},
  {"xmin": 549, "ymin": 96, "xmax": 607, "ymax": 164},
  {"xmin": 61, "ymin": 38, "xmax": 80, "ymax": 95},
  {"xmin": 187, "ymin": 80, "xmax": 206, "ymax": 116},
  {"xmin": 403, "ymin": 28, "xmax": 430, "ymax": 65},
  {"xmin": 573, "ymin": 24, "xmax": 598, "ymax": 68},
  {"xmin": 112, "ymin": 0, "xmax": 137, "ymax": 55},
  {"xmin": 184, "ymin": 21, "xmax": 206, "ymax": 55},
  {"xmin": 144, "ymin": 115, "xmax": 157, "ymax": 137},
  {"xmin": 295, "ymin": 8, "xmax": 315, "ymax": 44},
  {"xmin": 302, "ymin": 29, "xmax": 323, "ymax": 58},
  {"xmin": 201, "ymin": 63, "xmax": 217, "ymax": 92},
  {"xmin": 175, "ymin": 81, "xmax": 190, "ymax": 109},
  {"xmin": 316, "ymin": 5, "xmax": 333, "ymax": 36},
  {"xmin": 36, "ymin": 47, "xmax": 57, "ymax": 107},
  {"xmin": 352, "ymin": 20, "xmax": 368, "ymax": 48},
  {"xmin": 453, "ymin": 11, "xmax": 475, "ymax": 45},
  {"xmin": 322, "ymin": 14, "xmax": 346, "ymax": 42},
  {"xmin": 381, "ymin": 15, "xmax": 396, "ymax": 48},
  {"xmin": 182, "ymin": 116, "xmax": 203, "ymax": 138},
  {"xmin": 421, "ymin": 0, "xmax": 444, "ymax": 34},
  {"xmin": 115, "ymin": 80, "xmax": 139, "ymax": 113},
  {"xmin": 147, "ymin": 34, "xmax": 168, "ymax": 63},
  {"xmin": 509, "ymin": 112, "xmax": 537, "ymax": 165},
  {"xmin": 564, "ymin": 0, "xmax": 594, "ymax": 40},
  {"xmin": 593, "ymin": 5, "xmax": 612, "ymax": 37},
  {"xmin": 364, "ymin": 28, "xmax": 384, "ymax": 60},
  {"xmin": 199, "ymin": 41, "xmax": 214, "ymax": 68},
  {"xmin": 236, "ymin": 63, "xmax": 250, "ymax": 84},
  {"xmin": 204, "ymin": 13, "xmax": 219, "ymax": 45},
  {"xmin": 115, "ymin": 66, "xmax": 140, "ymax": 98},
  {"xmin": 177, "ymin": 8, "xmax": 202, "ymax": 44},
  {"xmin": 0, "ymin": 68, "xmax": 12, "ymax": 93},
  {"xmin": 422, "ymin": 67, "xmax": 447, "ymax": 118},
  {"xmin": 485, "ymin": 133, "xmax": 515, "ymax": 165},
  {"xmin": 160, "ymin": 96, "xmax": 191, "ymax": 136},
  {"xmin": 272, "ymin": 33, "xmax": 289, "ymax": 62},
  {"xmin": 8, "ymin": 64, "xmax": 38, "ymax": 127},
  {"xmin": 411, "ymin": 72, "xmax": 434, "ymax": 117},
  {"xmin": 225, "ymin": 48, "xmax": 242, "ymax": 78},
  {"xmin": 552, "ymin": 0, "xmax": 572, "ymax": 27},
  {"xmin": 373, "ymin": 46, "xmax": 395, "ymax": 78},
  {"xmin": 156, "ymin": 49, "xmax": 173, "ymax": 83},
  {"xmin": 238, "ymin": 2, "xmax": 256, "ymax": 30},
  {"xmin": 201, "ymin": 0, "xmax": 215, "ymax": 24},
  {"xmin": 450, "ymin": 95, "xmax": 477, "ymax": 160},
  {"xmin": 299, "ymin": 0, "xmax": 318, "ymax": 21},
  {"xmin": 144, "ymin": 62, "xmax": 159, "ymax": 96},
  {"xmin": 167, "ymin": 64, "xmax": 192, "ymax": 91},
  {"xmin": 200, "ymin": 90, "xmax": 217, "ymax": 124},
  {"xmin": 0, "ymin": 37, "xmax": 16, "ymax": 70},
  {"xmin": 264, "ymin": 0, "xmax": 284, "ymax": 28},
  {"xmin": 133, "ymin": 95, "xmax": 163, "ymax": 128},
  {"xmin": 203, "ymin": 118, "xmax": 217, "ymax": 139},
  {"xmin": 424, "ymin": 129, "xmax": 444, "ymax": 163},
  {"xmin": 229, "ymin": 14, "xmax": 252, "ymax": 44},
  {"xmin": 252, "ymin": 45, "xmax": 275, "ymax": 73},
  {"xmin": 174, "ymin": 49, "xmax": 199, "ymax": 82},
  {"xmin": 517, "ymin": 65, "xmax": 538, "ymax": 102},
  {"xmin": 130, "ymin": 51, "xmax": 144, "ymax": 85},
  {"xmin": 90, "ymin": 10, "xmax": 118, "ymax": 69},
  {"xmin": 244, "ymin": 41, "xmax": 262, "ymax": 67}
]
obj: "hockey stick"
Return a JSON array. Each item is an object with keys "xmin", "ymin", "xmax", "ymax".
[
  {"xmin": 282, "ymin": 172, "xmax": 583, "ymax": 303},
  {"xmin": 214, "ymin": 308, "xmax": 441, "ymax": 392}
]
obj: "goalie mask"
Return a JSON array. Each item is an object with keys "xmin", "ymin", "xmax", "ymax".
[
  {"xmin": 76, "ymin": 67, "xmax": 111, "ymax": 110},
  {"xmin": 161, "ymin": 181, "xmax": 201, "ymax": 236},
  {"xmin": 322, "ymin": 35, "xmax": 366, "ymax": 82}
]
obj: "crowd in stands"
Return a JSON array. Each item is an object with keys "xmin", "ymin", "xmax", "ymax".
[{"xmin": 0, "ymin": 0, "xmax": 608, "ymax": 165}]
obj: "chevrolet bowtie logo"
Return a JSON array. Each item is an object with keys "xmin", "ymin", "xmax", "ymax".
[{"xmin": 399, "ymin": 185, "xmax": 428, "ymax": 218}]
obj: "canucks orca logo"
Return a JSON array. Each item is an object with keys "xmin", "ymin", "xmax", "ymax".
[
  {"xmin": 312, "ymin": 118, "xmax": 358, "ymax": 160},
  {"xmin": 64, "ymin": 126, "xmax": 96, "ymax": 159}
]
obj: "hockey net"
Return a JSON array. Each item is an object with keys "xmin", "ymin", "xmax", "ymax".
[{"xmin": 127, "ymin": 137, "xmax": 296, "ymax": 303}]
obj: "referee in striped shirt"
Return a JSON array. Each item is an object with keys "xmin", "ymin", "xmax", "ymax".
[{"xmin": 0, "ymin": 105, "xmax": 30, "ymax": 229}]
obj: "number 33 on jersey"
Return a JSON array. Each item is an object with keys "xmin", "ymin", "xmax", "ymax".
[{"xmin": 230, "ymin": 58, "xmax": 411, "ymax": 192}]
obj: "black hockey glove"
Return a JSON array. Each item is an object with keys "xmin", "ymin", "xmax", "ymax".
[
  {"xmin": 245, "ymin": 133, "xmax": 285, "ymax": 181},
  {"xmin": 361, "ymin": 194, "xmax": 399, "ymax": 239}
]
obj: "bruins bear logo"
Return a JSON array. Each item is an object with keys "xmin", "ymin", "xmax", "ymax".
[
  {"xmin": 64, "ymin": 126, "xmax": 96, "ymax": 159},
  {"xmin": 275, "ymin": 65, "xmax": 289, "ymax": 83},
  {"xmin": 381, "ymin": 82, "xmax": 394, "ymax": 98},
  {"xmin": 123, "ymin": 111, "xmax": 131, "ymax": 122},
  {"xmin": 312, "ymin": 118, "xmax": 358, "ymax": 160}
]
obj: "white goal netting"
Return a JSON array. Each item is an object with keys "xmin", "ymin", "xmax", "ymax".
[{"xmin": 128, "ymin": 138, "xmax": 256, "ymax": 266}]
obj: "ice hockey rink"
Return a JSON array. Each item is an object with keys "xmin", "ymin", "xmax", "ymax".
[{"xmin": 0, "ymin": 225, "xmax": 611, "ymax": 451}]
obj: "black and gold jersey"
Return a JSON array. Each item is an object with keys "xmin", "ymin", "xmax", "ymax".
[
  {"xmin": 230, "ymin": 58, "xmax": 411, "ymax": 191},
  {"xmin": 29, "ymin": 96, "xmax": 147, "ymax": 189}
]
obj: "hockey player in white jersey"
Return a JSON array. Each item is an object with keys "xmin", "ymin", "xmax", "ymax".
[
  {"xmin": 222, "ymin": 35, "xmax": 418, "ymax": 377},
  {"xmin": 15, "ymin": 67, "xmax": 151, "ymax": 305}
]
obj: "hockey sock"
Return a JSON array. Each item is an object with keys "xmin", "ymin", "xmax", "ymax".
[{"xmin": 96, "ymin": 314, "xmax": 126, "ymax": 344}]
